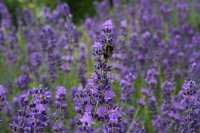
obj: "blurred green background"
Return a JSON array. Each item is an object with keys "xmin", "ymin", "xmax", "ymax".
[
  {"xmin": 3, "ymin": 0, "xmax": 200, "ymax": 29},
  {"xmin": 4, "ymin": 0, "xmax": 104, "ymax": 24}
]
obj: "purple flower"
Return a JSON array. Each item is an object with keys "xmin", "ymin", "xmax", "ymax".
[
  {"xmin": 78, "ymin": 45, "xmax": 87, "ymax": 88},
  {"xmin": 182, "ymin": 80, "xmax": 196, "ymax": 90},
  {"xmin": 145, "ymin": 67, "xmax": 159, "ymax": 86},
  {"xmin": 53, "ymin": 86, "xmax": 68, "ymax": 132},
  {"xmin": 179, "ymin": 80, "xmax": 199, "ymax": 132},
  {"xmin": 5, "ymin": 50, "xmax": 17, "ymax": 64},
  {"xmin": 16, "ymin": 73, "xmax": 30, "ymax": 90},
  {"xmin": 53, "ymin": 122, "xmax": 64, "ymax": 132},
  {"xmin": 182, "ymin": 80, "xmax": 197, "ymax": 96},
  {"xmin": 59, "ymin": 3, "xmax": 71, "ymax": 18},
  {"xmin": 120, "ymin": 71, "xmax": 135, "ymax": 103},
  {"xmin": 10, "ymin": 86, "xmax": 51, "ymax": 132},
  {"xmin": 138, "ymin": 98, "xmax": 145, "ymax": 107},
  {"xmin": 148, "ymin": 96, "xmax": 157, "ymax": 120},
  {"xmin": 55, "ymin": 86, "xmax": 67, "ymax": 109},
  {"xmin": 162, "ymin": 80, "xmax": 174, "ymax": 102},
  {"xmin": 96, "ymin": 106, "xmax": 106, "ymax": 118},
  {"xmin": 141, "ymin": 88, "xmax": 151, "ymax": 97},
  {"xmin": 22, "ymin": 8, "xmax": 33, "ymax": 25},
  {"xmin": 104, "ymin": 89, "xmax": 115, "ymax": 101},
  {"xmin": 0, "ymin": 85, "xmax": 7, "ymax": 124},
  {"xmin": 80, "ymin": 112, "xmax": 94, "ymax": 126},
  {"xmin": 0, "ymin": 28, "xmax": 6, "ymax": 46},
  {"xmin": 30, "ymin": 52, "xmax": 42, "ymax": 67},
  {"xmin": 102, "ymin": 19, "xmax": 113, "ymax": 32}
]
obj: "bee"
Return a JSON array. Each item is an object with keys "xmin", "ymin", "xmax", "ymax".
[{"xmin": 103, "ymin": 44, "xmax": 114, "ymax": 60}]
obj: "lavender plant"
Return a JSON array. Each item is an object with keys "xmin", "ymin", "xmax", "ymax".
[{"xmin": 0, "ymin": 0, "xmax": 200, "ymax": 133}]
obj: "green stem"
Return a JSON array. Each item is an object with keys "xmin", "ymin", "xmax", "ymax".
[{"xmin": 127, "ymin": 107, "xmax": 140, "ymax": 133}]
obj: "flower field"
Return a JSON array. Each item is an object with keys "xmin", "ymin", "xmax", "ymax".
[{"xmin": 0, "ymin": 0, "xmax": 200, "ymax": 133}]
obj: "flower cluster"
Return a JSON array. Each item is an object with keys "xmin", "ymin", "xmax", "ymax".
[
  {"xmin": 53, "ymin": 86, "xmax": 68, "ymax": 132},
  {"xmin": 72, "ymin": 19, "xmax": 125, "ymax": 132},
  {"xmin": 0, "ymin": 85, "xmax": 7, "ymax": 124},
  {"xmin": 10, "ymin": 86, "xmax": 51, "ymax": 132},
  {"xmin": 78, "ymin": 45, "xmax": 87, "ymax": 88},
  {"xmin": 0, "ymin": 0, "xmax": 200, "ymax": 132}
]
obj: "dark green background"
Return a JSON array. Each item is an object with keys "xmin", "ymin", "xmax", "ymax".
[{"xmin": 4, "ymin": 0, "xmax": 105, "ymax": 24}]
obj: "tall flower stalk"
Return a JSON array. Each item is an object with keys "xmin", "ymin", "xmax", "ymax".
[
  {"xmin": 0, "ymin": 85, "xmax": 7, "ymax": 124},
  {"xmin": 53, "ymin": 86, "xmax": 68, "ymax": 132},
  {"xmin": 73, "ymin": 19, "xmax": 124, "ymax": 133}
]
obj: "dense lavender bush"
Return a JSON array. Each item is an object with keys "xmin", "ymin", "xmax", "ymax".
[{"xmin": 0, "ymin": 0, "xmax": 200, "ymax": 133}]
